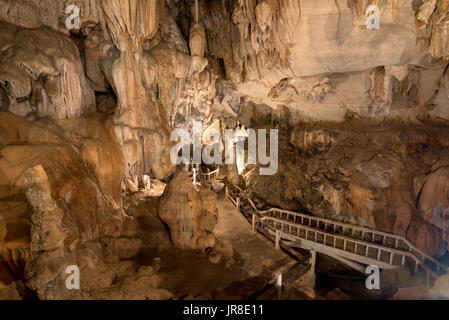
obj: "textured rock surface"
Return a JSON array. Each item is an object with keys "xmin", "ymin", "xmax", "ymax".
[
  {"xmin": 0, "ymin": 112, "xmax": 133, "ymax": 298},
  {"xmin": 0, "ymin": 21, "xmax": 95, "ymax": 119},
  {"xmin": 100, "ymin": 0, "xmax": 176, "ymax": 181},
  {"xmin": 22, "ymin": 165, "xmax": 66, "ymax": 299},
  {"xmin": 158, "ymin": 171, "xmax": 218, "ymax": 251},
  {"xmin": 243, "ymin": 120, "xmax": 449, "ymax": 258},
  {"xmin": 0, "ymin": 0, "xmax": 106, "ymax": 35},
  {"xmin": 1, "ymin": 0, "xmax": 449, "ymax": 300},
  {"xmin": 196, "ymin": 0, "xmax": 449, "ymax": 122}
]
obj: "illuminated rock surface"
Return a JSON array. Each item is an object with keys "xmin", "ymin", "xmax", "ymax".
[{"xmin": 0, "ymin": 0, "xmax": 449, "ymax": 300}]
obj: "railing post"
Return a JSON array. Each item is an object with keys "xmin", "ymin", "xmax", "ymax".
[
  {"xmin": 302, "ymin": 250, "xmax": 316, "ymax": 289},
  {"xmin": 276, "ymin": 273, "xmax": 282, "ymax": 300},
  {"xmin": 252, "ymin": 214, "xmax": 256, "ymax": 233},
  {"xmin": 227, "ymin": 186, "xmax": 448, "ymax": 284},
  {"xmin": 275, "ymin": 230, "xmax": 281, "ymax": 250}
]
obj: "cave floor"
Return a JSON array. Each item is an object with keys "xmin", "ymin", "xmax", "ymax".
[
  {"xmin": 137, "ymin": 191, "xmax": 295, "ymax": 299},
  {"xmin": 213, "ymin": 192, "xmax": 294, "ymax": 279}
]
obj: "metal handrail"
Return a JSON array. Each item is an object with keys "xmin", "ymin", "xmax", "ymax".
[
  {"xmin": 226, "ymin": 185, "xmax": 448, "ymax": 283},
  {"xmin": 265, "ymin": 208, "xmax": 445, "ymax": 272},
  {"xmin": 200, "ymin": 167, "xmax": 220, "ymax": 181}
]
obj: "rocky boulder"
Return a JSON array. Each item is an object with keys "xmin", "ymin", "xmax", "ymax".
[{"xmin": 158, "ymin": 171, "xmax": 218, "ymax": 251}]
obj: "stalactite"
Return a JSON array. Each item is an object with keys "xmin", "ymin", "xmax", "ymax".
[
  {"xmin": 190, "ymin": 0, "xmax": 206, "ymax": 57},
  {"xmin": 392, "ymin": 0, "xmax": 399, "ymax": 20},
  {"xmin": 195, "ymin": 0, "xmax": 199, "ymax": 23},
  {"xmin": 100, "ymin": 0, "xmax": 175, "ymax": 180},
  {"xmin": 279, "ymin": 0, "xmax": 301, "ymax": 43}
]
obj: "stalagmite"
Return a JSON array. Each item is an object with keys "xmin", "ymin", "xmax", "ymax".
[
  {"xmin": 2, "ymin": 0, "xmax": 449, "ymax": 302},
  {"xmin": 22, "ymin": 165, "xmax": 66, "ymax": 300}
]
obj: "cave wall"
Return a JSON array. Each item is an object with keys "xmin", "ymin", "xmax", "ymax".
[
  {"xmin": 0, "ymin": 0, "xmax": 449, "ymax": 298},
  {"xmin": 243, "ymin": 120, "xmax": 449, "ymax": 258}
]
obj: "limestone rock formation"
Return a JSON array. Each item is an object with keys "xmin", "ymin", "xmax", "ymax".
[
  {"xmin": 158, "ymin": 171, "xmax": 218, "ymax": 251},
  {"xmin": 0, "ymin": 114, "xmax": 172, "ymax": 299},
  {"xmin": 22, "ymin": 165, "xmax": 66, "ymax": 300},
  {"xmin": 189, "ymin": 22, "xmax": 206, "ymax": 58},
  {"xmin": 84, "ymin": 30, "xmax": 111, "ymax": 92},
  {"xmin": 0, "ymin": 0, "xmax": 106, "ymax": 35},
  {"xmin": 1, "ymin": 0, "xmax": 449, "ymax": 301},
  {"xmin": 196, "ymin": 0, "xmax": 449, "ymax": 122},
  {"xmin": 244, "ymin": 120, "xmax": 449, "ymax": 258},
  {"xmin": 100, "ymin": 0, "xmax": 175, "ymax": 181},
  {"xmin": 0, "ymin": 21, "xmax": 95, "ymax": 119},
  {"xmin": 0, "ymin": 112, "xmax": 130, "ymax": 297}
]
